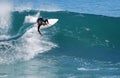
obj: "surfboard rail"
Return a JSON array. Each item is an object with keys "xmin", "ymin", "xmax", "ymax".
[{"xmin": 40, "ymin": 19, "xmax": 58, "ymax": 29}]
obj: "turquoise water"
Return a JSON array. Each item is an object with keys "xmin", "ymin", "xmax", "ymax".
[
  {"xmin": 0, "ymin": 0, "xmax": 120, "ymax": 78},
  {"xmin": 13, "ymin": 0, "xmax": 120, "ymax": 17}
]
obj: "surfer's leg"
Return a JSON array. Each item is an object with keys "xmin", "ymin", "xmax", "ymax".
[{"xmin": 38, "ymin": 24, "xmax": 42, "ymax": 35}]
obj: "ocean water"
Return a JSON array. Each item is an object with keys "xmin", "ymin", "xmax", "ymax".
[{"xmin": 0, "ymin": 0, "xmax": 120, "ymax": 78}]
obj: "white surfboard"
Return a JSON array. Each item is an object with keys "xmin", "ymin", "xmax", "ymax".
[
  {"xmin": 25, "ymin": 19, "xmax": 58, "ymax": 36},
  {"xmin": 25, "ymin": 16, "xmax": 58, "ymax": 29},
  {"xmin": 40, "ymin": 19, "xmax": 58, "ymax": 29}
]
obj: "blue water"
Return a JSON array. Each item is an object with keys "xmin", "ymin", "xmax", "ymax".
[
  {"xmin": 13, "ymin": 0, "xmax": 120, "ymax": 17},
  {"xmin": 0, "ymin": 0, "xmax": 120, "ymax": 78}
]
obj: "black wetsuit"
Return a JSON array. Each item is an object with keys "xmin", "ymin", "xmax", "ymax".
[{"xmin": 37, "ymin": 18, "xmax": 48, "ymax": 35}]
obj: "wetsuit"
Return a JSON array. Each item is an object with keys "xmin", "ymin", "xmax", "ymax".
[{"xmin": 37, "ymin": 18, "xmax": 48, "ymax": 35}]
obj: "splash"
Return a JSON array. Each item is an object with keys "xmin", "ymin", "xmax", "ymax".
[
  {"xmin": 0, "ymin": 26, "xmax": 57, "ymax": 64},
  {"xmin": 0, "ymin": 13, "xmax": 57, "ymax": 64},
  {"xmin": 24, "ymin": 12, "xmax": 40, "ymax": 23},
  {"xmin": 0, "ymin": 1, "xmax": 12, "ymax": 35}
]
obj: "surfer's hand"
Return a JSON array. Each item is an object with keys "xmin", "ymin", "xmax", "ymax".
[
  {"xmin": 42, "ymin": 22, "xmax": 45, "ymax": 25},
  {"xmin": 42, "ymin": 22, "xmax": 48, "ymax": 26}
]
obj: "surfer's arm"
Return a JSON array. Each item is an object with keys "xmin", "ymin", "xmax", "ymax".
[{"xmin": 42, "ymin": 22, "xmax": 46, "ymax": 26}]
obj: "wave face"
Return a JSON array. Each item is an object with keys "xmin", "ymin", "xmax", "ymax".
[
  {"xmin": 0, "ymin": 10, "xmax": 120, "ymax": 63},
  {"xmin": 0, "ymin": 10, "xmax": 120, "ymax": 78},
  {"xmin": 42, "ymin": 11, "xmax": 120, "ymax": 61}
]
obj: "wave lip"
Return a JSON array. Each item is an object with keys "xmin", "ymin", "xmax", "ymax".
[{"xmin": 13, "ymin": 5, "xmax": 62, "ymax": 12}]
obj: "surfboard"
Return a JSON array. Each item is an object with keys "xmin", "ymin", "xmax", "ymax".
[
  {"xmin": 25, "ymin": 16, "xmax": 58, "ymax": 29},
  {"xmin": 40, "ymin": 19, "xmax": 58, "ymax": 29}
]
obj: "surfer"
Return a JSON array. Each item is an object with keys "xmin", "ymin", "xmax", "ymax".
[{"xmin": 37, "ymin": 17, "xmax": 49, "ymax": 35}]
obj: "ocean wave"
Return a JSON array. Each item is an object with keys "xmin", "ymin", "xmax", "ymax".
[
  {"xmin": 0, "ymin": 27, "xmax": 57, "ymax": 64},
  {"xmin": 0, "ymin": 11, "xmax": 58, "ymax": 64},
  {"xmin": 0, "ymin": 10, "xmax": 120, "ymax": 64},
  {"xmin": 13, "ymin": 5, "xmax": 62, "ymax": 13}
]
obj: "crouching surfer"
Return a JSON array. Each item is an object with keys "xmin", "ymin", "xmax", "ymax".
[{"xmin": 37, "ymin": 17, "xmax": 49, "ymax": 35}]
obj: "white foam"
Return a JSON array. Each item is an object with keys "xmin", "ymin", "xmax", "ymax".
[
  {"xmin": 0, "ymin": 22, "xmax": 57, "ymax": 64},
  {"xmin": 19, "ymin": 24, "xmax": 57, "ymax": 60},
  {"xmin": 0, "ymin": 2, "xmax": 12, "ymax": 15},
  {"xmin": 24, "ymin": 12, "xmax": 40, "ymax": 23},
  {"xmin": 0, "ymin": 42, "xmax": 16, "ymax": 64},
  {"xmin": 102, "ymin": 76, "xmax": 120, "ymax": 78},
  {"xmin": 77, "ymin": 67, "xmax": 99, "ymax": 71},
  {"xmin": 0, "ymin": 74, "xmax": 8, "ymax": 78},
  {"xmin": 77, "ymin": 68, "xmax": 87, "ymax": 71},
  {"xmin": 0, "ymin": 35, "xmax": 10, "ymax": 40},
  {"xmin": 0, "ymin": 1, "xmax": 12, "ymax": 34},
  {"xmin": 24, "ymin": 16, "xmax": 38, "ymax": 23}
]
